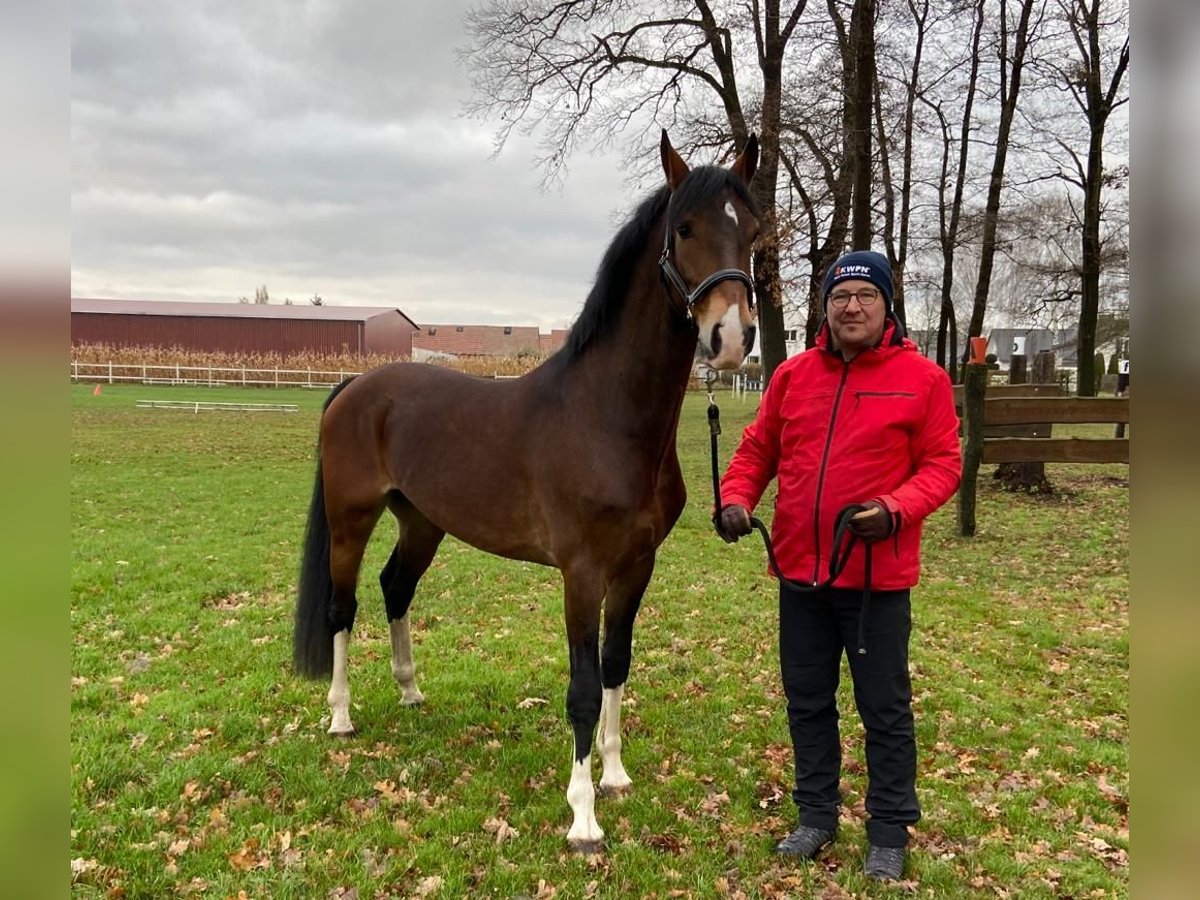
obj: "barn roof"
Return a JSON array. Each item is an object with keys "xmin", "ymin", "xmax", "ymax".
[{"xmin": 72, "ymin": 297, "xmax": 419, "ymax": 330}]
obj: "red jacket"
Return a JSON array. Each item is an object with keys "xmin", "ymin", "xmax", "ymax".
[{"xmin": 720, "ymin": 321, "xmax": 961, "ymax": 590}]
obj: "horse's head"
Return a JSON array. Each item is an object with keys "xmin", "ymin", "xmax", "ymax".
[{"xmin": 659, "ymin": 131, "xmax": 761, "ymax": 370}]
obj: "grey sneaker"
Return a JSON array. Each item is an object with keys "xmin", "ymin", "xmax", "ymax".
[
  {"xmin": 774, "ymin": 825, "xmax": 836, "ymax": 859},
  {"xmin": 864, "ymin": 844, "xmax": 906, "ymax": 880}
]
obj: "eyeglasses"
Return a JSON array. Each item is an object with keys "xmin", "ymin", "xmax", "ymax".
[{"xmin": 829, "ymin": 288, "xmax": 880, "ymax": 307}]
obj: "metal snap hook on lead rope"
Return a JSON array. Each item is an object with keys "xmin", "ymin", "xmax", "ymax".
[
  {"xmin": 702, "ymin": 367, "xmax": 721, "ymax": 436},
  {"xmin": 702, "ymin": 365, "xmax": 719, "ymax": 406}
]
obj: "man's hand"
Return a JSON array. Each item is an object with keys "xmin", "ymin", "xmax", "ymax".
[
  {"xmin": 848, "ymin": 501, "xmax": 896, "ymax": 543},
  {"xmin": 716, "ymin": 504, "xmax": 753, "ymax": 543}
]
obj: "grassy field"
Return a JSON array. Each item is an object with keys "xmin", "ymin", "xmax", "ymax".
[{"xmin": 71, "ymin": 380, "xmax": 1128, "ymax": 898}]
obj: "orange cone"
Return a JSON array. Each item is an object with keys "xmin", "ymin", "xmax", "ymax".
[
  {"xmin": 969, "ymin": 337, "xmax": 988, "ymax": 365},
  {"xmin": 93, "ymin": 384, "xmax": 102, "ymax": 396}
]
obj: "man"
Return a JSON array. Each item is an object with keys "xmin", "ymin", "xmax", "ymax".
[{"xmin": 717, "ymin": 250, "xmax": 961, "ymax": 881}]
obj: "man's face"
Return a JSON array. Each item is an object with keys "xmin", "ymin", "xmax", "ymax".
[{"xmin": 827, "ymin": 279, "xmax": 887, "ymax": 358}]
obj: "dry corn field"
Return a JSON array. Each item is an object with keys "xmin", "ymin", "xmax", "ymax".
[{"xmin": 70, "ymin": 343, "xmax": 551, "ymax": 381}]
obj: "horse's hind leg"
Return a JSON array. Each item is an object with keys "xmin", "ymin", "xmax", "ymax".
[
  {"xmin": 381, "ymin": 499, "xmax": 445, "ymax": 706},
  {"xmin": 598, "ymin": 551, "xmax": 655, "ymax": 796},
  {"xmin": 326, "ymin": 500, "xmax": 384, "ymax": 736}
]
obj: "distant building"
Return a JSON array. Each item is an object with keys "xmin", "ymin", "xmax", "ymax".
[
  {"xmin": 412, "ymin": 324, "xmax": 568, "ymax": 359},
  {"xmin": 71, "ymin": 298, "xmax": 420, "ymax": 357},
  {"xmin": 986, "ymin": 328, "xmax": 1079, "ymax": 368}
]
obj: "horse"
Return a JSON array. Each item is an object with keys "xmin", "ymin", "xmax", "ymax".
[{"xmin": 293, "ymin": 130, "xmax": 761, "ymax": 851}]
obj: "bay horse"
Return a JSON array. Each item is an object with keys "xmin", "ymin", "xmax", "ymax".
[{"xmin": 293, "ymin": 131, "xmax": 761, "ymax": 851}]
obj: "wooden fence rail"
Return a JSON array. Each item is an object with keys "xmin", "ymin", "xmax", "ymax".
[{"xmin": 956, "ymin": 365, "xmax": 1129, "ymax": 536}]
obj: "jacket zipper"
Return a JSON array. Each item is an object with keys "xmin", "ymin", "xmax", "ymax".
[{"xmin": 811, "ymin": 360, "xmax": 852, "ymax": 584}]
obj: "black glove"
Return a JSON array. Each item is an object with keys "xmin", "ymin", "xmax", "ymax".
[
  {"xmin": 715, "ymin": 504, "xmax": 753, "ymax": 543},
  {"xmin": 848, "ymin": 501, "xmax": 896, "ymax": 543}
]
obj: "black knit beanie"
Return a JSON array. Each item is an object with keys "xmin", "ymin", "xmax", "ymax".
[{"xmin": 821, "ymin": 250, "xmax": 894, "ymax": 313}]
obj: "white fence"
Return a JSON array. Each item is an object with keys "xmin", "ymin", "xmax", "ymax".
[
  {"xmin": 731, "ymin": 373, "xmax": 763, "ymax": 398},
  {"xmin": 71, "ymin": 361, "xmax": 360, "ymax": 389},
  {"xmin": 72, "ymin": 360, "xmax": 769, "ymax": 392}
]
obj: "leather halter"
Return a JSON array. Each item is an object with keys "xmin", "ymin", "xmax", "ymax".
[{"xmin": 657, "ymin": 220, "xmax": 755, "ymax": 324}]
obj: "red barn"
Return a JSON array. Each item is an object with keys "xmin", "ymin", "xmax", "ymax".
[{"xmin": 71, "ymin": 298, "xmax": 420, "ymax": 357}]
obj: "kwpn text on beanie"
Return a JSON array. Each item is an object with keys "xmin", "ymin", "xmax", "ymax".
[{"xmin": 822, "ymin": 250, "xmax": 894, "ymax": 312}]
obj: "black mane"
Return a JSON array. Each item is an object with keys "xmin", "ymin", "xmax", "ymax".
[{"xmin": 556, "ymin": 165, "xmax": 759, "ymax": 364}]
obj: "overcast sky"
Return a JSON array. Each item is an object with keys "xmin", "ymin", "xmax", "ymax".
[{"xmin": 71, "ymin": 0, "xmax": 635, "ymax": 329}]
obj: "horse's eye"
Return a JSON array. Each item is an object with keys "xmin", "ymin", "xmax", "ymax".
[{"xmin": 676, "ymin": 222, "xmax": 692, "ymax": 239}]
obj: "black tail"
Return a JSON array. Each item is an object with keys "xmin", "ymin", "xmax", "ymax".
[{"xmin": 293, "ymin": 379, "xmax": 355, "ymax": 678}]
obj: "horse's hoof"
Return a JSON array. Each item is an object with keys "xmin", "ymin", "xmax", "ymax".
[
  {"xmin": 328, "ymin": 725, "xmax": 357, "ymax": 737},
  {"xmin": 400, "ymin": 691, "xmax": 425, "ymax": 707},
  {"xmin": 567, "ymin": 838, "xmax": 605, "ymax": 856}
]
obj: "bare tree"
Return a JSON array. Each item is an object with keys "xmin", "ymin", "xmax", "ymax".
[
  {"xmin": 908, "ymin": 0, "xmax": 985, "ymax": 378},
  {"xmin": 254, "ymin": 285, "xmax": 270, "ymax": 305},
  {"xmin": 993, "ymin": 190, "xmax": 1128, "ymax": 331},
  {"xmin": 310, "ymin": 292, "xmax": 324, "ymax": 306},
  {"xmin": 873, "ymin": 0, "xmax": 936, "ymax": 328},
  {"xmin": 776, "ymin": 2, "xmax": 856, "ymax": 347},
  {"xmin": 1038, "ymin": 0, "xmax": 1129, "ymax": 395},
  {"xmin": 963, "ymin": 0, "xmax": 1044, "ymax": 370},
  {"xmin": 461, "ymin": 0, "xmax": 815, "ymax": 382}
]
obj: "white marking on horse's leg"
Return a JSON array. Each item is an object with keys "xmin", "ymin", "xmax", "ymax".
[
  {"xmin": 724, "ymin": 200, "xmax": 739, "ymax": 226},
  {"xmin": 565, "ymin": 750, "xmax": 604, "ymax": 850},
  {"xmin": 389, "ymin": 615, "xmax": 424, "ymax": 705},
  {"xmin": 327, "ymin": 629, "xmax": 356, "ymax": 735},
  {"xmin": 597, "ymin": 685, "xmax": 632, "ymax": 794}
]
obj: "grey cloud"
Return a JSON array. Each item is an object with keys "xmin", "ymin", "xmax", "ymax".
[{"xmin": 72, "ymin": 0, "xmax": 645, "ymax": 327}]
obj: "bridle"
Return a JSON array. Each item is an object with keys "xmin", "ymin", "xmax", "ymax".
[{"xmin": 658, "ymin": 218, "xmax": 755, "ymax": 324}]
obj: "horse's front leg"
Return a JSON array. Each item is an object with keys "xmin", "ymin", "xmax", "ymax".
[
  {"xmin": 597, "ymin": 552, "xmax": 654, "ymax": 795},
  {"xmin": 563, "ymin": 565, "xmax": 605, "ymax": 852}
]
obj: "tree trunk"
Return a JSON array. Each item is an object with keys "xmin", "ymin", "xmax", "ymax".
[
  {"xmin": 849, "ymin": 0, "xmax": 877, "ymax": 249},
  {"xmin": 994, "ymin": 350, "xmax": 1054, "ymax": 493},
  {"xmin": 750, "ymin": 2, "xmax": 790, "ymax": 383},
  {"xmin": 1075, "ymin": 125, "xmax": 1104, "ymax": 398},
  {"xmin": 1068, "ymin": 4, "xmax": 1129, "ymax": 397},
  {"xmin": 957, "ymin": 362, "xmax": 988, "ymax": 536}
]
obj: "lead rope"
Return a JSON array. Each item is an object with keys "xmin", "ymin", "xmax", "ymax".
[{"xmin": 706, "ymin": 384, "xmax": 873, "ymax": 654}]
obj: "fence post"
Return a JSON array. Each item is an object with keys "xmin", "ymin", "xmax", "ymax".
[
  {"xmin": 108, "ymin": 362, "xmax": 113, "ymax": 384},
  {"xmin": 956, "ymin": 363, "xmax": 988, "ymax": 537}
]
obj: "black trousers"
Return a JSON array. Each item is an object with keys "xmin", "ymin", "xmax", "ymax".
[{"xmin": 778, "ymin": 583, "xmax": 919, "ymax": 848}]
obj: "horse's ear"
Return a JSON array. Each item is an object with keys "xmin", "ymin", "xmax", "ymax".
[
  {"xmin": 730, "ymin": 133, "xmax": 759, "ymax": 185},
  {"xmin": 660, "ymin": 130, "xmax": 690, "ymax": 190}
]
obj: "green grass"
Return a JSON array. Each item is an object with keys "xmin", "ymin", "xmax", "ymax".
[{"xmin": 71, "ymin": 381, "xmax": 1128, "ymax": 898}]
